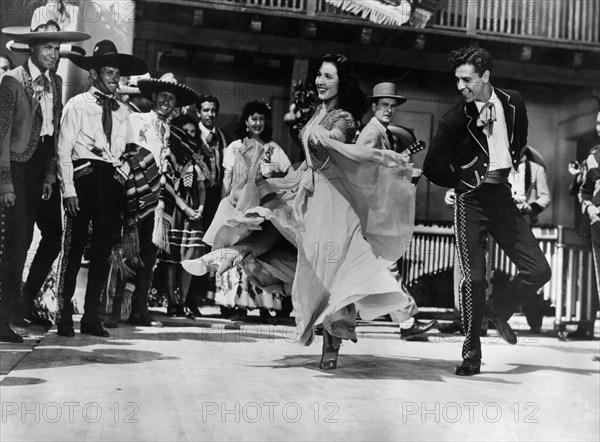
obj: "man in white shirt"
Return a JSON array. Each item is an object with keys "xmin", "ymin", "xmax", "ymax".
[
  {"xmin": 55, "ymin": 40, "xmax": 147, "ymax": 338},
  {"xmin": 0, "ymin": 19, "xmax": 89, "ymax": 343}
]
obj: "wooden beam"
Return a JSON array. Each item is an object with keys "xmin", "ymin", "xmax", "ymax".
[{"xmin": 136, "ymin": 21, "xmax": 600, "ymax": 88}]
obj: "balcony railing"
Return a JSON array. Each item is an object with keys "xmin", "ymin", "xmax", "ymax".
[
  {"xmin": 435, "ymin": 0, "xmax": 600, "ymax": 45},
  {"xmin": 189, "ymin": 0, "xmax": 600, "ymax": 47}
]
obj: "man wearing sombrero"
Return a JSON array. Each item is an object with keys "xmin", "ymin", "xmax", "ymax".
[
  {"xmin": 0, "ymin": 17, "xmax": 89, "ymax": 342},
  {"xmin": 54, "ymin": 40, "xmax": 147, "ymax": 338},
  {"xmin": 108, "ymin": 73, "xmax": 201, "ymax": 327}
]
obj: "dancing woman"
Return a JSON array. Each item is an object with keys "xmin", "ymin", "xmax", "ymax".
[{"xmin": 185, "ymin": 54, "xmax": 417, "ymax": 369}]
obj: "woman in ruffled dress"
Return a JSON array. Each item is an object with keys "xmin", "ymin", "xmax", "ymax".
[
  {"xmin": 216, "ymin": 101, "xmax": 292, "ymax": 322},
  {"xmin": 185, "ymin": 54, "xmax": 417, "ymax": 369},
  {"xmin": 157, "ymin": 114, "xmax": 209, "ymax": 317}
]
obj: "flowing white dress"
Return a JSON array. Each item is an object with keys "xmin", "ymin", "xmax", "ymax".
[{"xmin": 203, "ymin": 105, "xmax": 418, "ymax": 344}]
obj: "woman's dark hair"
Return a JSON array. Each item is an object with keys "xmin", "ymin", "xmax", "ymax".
[
  {"xmin": 0, "ymin": 54, "xmax": 14, "ymax": 70},
  {"xmin": 171, "ymin": 113, "xmax": 198, "ymax": 130},
  {"xmin": 448, "ymin": 47, "xmax": 493, "ymax": 76},
  {"xmin": 236, "ymin": 100, "xmax": 273, "ymax": 142},
  {"xmin": 171, "ymin": 114, "xmax": 199, "ymax": 151},
  {"xmin": 315, "ymin": 53, "xmax": 367, "ymax": 122}
]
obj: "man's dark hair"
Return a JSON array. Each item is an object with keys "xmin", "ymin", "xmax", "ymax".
[
  {"xmin": 448, "ymin": 47, "xmax": 493, "ymax": 76},
  {"xmin": 196, "ymin": 94, "xmax": 220, "ymax": 113}
]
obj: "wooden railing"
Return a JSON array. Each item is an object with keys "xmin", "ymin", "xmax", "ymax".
[
  {"xmin": 434, "ymin": 0, "xmax": 600, "ymax": 45},
  {"xmin": 190, "ymin": 0, "xmax": 600, "ymax": 46},
  {"xmin": 203, "ymin": 0, "xmax": 308, "ymax": 13},
  {"xmin": 400, "ymin": 222, "xmax": 597, "ymax": 328}
]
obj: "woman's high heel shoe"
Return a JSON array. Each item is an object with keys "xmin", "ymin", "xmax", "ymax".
[{"xmin": 319, "ymin": 329, "xmax": 342, "ymax": 370}]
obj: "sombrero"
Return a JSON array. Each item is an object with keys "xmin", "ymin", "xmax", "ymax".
[
  {"xmin": 2, "ymin": 17, "xmax": 89, "ymax": 44},
  {"xmin": 137, "ymin": 73, "xmax": 199, "ymax": 107},
  {"xmin": 70, "ymin": 40, "xmax": 148, "ymax": 77},
  {"xmin": 368, "ymin": 82, "xmax": 407, "ymax": 104},
  {"xmin": 6, "ymin": 40, "xmax": 85, "ymax": 57},
  {"xmin": 116, "ymin": 73, "xmax": 151, "ymax": 96}
]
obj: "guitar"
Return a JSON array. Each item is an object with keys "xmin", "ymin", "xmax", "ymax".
[
  {"xmin": 398, "ymin": 140, "xmax": 426, "ymax": 157},
  {"xmin": 398, "ymin": 140, "xmax": 426, "ymax": 185}
]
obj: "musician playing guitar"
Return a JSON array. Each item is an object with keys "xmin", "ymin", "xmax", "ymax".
[{"xmin": 354, "ymin": 82, "xmax": 437, "ymax": 338}]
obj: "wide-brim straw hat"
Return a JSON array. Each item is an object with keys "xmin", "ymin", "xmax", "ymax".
[
  {"xmin": 137, "ymin": 73, "xmax": 199, "ymax": 107},
  {"xmin": 368, "ymin": 82, "xmax": 407, "ymax": 104},
  {"xmin": 6, "ymin": 40, "xmax": 85, "ymax": 57},
  {"xmin": 70, "ymin": 39, "xmax": 148, "ymax": 77},
  {"xmin": 116, "ymin": 73, "xmax": 151, "ymax": 96},
  {"xmin": 2, "ymin": 18, "xmax": 89, "ymax": 44}
]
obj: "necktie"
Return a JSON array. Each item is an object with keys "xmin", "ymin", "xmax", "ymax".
[
  {"xmin": 477, "ymin": 102, "xmax": 496, "ymax": 137},
  {"xmin": 94, "ymin": 92, "xmax": 119, "ymax": 144},
  {"xmin": 385, "ymin": 128, "xmax": 395, "ymax": 150},
  {"xmin": 34, "ymin": 75, "xmax": 51, "ymax": 101}
]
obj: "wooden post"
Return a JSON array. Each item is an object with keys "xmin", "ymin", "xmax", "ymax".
[{"xmin": 290, "ymin": 57, "xmax": 309, "ymax": 100}]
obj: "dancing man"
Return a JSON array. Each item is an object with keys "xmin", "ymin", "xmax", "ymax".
[{"xmin": 423, "ymin": 47, "xmax": 551, "ymax": 376}]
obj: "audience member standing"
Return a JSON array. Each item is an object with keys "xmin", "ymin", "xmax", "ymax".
[
  {"xmin": 55, "ymin": 40, "xmax": 147, "ymax": 337},
  {"xmin": 0, "ymin": 18, "xmax": 89, "ymax": 342}
]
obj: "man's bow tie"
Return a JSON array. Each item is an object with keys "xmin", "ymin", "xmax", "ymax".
[
  {"xmin": 476, "ymin": 102, "xmax": 496, "ymax": 137},
  {"xmin": 94, "ymin": 92, "xmax": 120, "ymax": 111}
]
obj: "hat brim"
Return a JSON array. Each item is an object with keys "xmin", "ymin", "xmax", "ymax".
[
  {"xmin": 116, "ymin": 85, "xmax": 141, "ymax": 95},
  {"xmin": 137, "ymin": 79, "xmax": 199, "ymax": 107},
  {"xmin": 368, "ymin": 94, "xmax": 407, "ymax": 104},
  {"xmin": 2, "ymin": 26, "xmax": 90, "ymax": 43},
  {"xmin": 70, "ymin": 54, "xmax": 148, "ymax": 77},
  {"xmin": 6, "ymin": 40, "xmax": 85, "ymax": 57}
]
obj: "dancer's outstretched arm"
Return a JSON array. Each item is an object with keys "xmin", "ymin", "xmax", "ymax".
[{"xmin": 311, "ymin": 126, "xmax": 406, "ymax": 167}]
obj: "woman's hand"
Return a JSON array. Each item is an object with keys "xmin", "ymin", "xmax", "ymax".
[
  {"xmin": 184, "ymin": 206, "xmax": 202, "ymax": 220},
  {"xmin": 378, "ymin": 150, "xmax": 409, "ymax": 168},
  {"xmin": 309, "ymin": 125, "xmax": 331, "ymax": 146}
]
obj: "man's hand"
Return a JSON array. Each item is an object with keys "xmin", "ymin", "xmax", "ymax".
[
  {"xmin": 42, "ymin": 183, "xmax": 53, "ymax": 201},
  {"xmin": 517, "ymin": 202, "xmax": 532, "ymax": 213},
  {"xmin": 444, "ymin": 189, "xmax": 456, "ymax": 207},
  {"xmin": 65, "ymin": 196, "xmax": 80, "ymax": 217},
  {"xmin": 587, "ymin": 205, "xmax": 600, "ymax": 225},
  {"xmin": 0, "ymin": 192, "xmax": 16, "ymax": 208}
]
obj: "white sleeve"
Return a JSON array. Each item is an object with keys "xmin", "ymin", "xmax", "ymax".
[
  {"xmin": 271, "ymin": 142, "xmax": 291, "ymax": 173},
  {"xmin": 223, "ymin": 141, "xmax": 238, "ymax": 171},
  {"xmin": 57, "ymin": 101, "xmax": 81, "ymax": 199}
]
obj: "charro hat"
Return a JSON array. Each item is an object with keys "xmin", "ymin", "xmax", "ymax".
[
  {"xmin": 137, "ymin": 73, "xmax": 199, "ymax": 107},
  {"xmin": 70, "ymin": 40, "xmax": 148, "ymax": 77},
  {"xmin": 116, "ymin": 73, "xmax": 151, "ymax": 96},
  {"xmin": 2, "ymin": 16, "xmax": 89, "ymax": 44},
  {"xmin": 368, "ymin": 82, "xmax": 407, "ymax": 104},
  {"xmin": 6, "ymin": 39, "xmax": 85, "ymax": 57}
]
